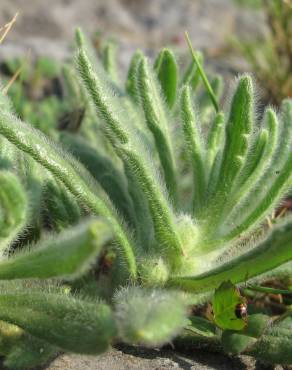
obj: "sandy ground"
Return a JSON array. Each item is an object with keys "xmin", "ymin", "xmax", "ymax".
[{"xmin": 42, "ymin": 345, "xmax": 258, "ymax": 370}]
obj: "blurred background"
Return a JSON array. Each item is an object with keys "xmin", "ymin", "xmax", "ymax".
[
  {"xmin": 0, "ymin": 0, "xmax": 291, "ymax": 108},
  {"xmin": 0, "ymin": 0, "xmax": 264, "ymax": 68}
]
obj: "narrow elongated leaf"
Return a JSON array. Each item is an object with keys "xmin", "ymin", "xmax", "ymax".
[
  {"xmin": 101, "ymin": 40, "xmax": 119, "ymax": 84},
  {"xmin": 123, "ymin": 164, "xmax": 155, "ymax": 251},
  {"xmin": 223, "ymin": 101, "xmax": 292, "ymax": 240},
  {"xmin": 0, "ymin": 171, "xmax": 28, "ymax": 254},
  {"xmin": 0, "ymin": 109, "xmax": 137, "ymax": 278},
  {"xmin": 221, "ymin": 108, "xmax": 278, "ymax": 220},
  {"xmin": 120, "ymin": 148, "xmax": 184, "ymax": 269},
  {"xmin": 126, "ymin": 50, "xmax": 143, "ymax": 103},
  {"xmin": 167, "ymin": 216, "xmax": 292, "ymax": 293},
  {"xmin": 43, "ymin": 179, "xmax": 82, "ymax": 231},
  {"xmin": 218, "ymin": 75, "xmax": 254, "ymax": 192},
  {"xmin": 76, "ymin": 38, "xmax": 183, "ymax": 267},
  {"xmin": 180, "ymin": 53, "xmax": 203, "ymax": 91},
  {"xmin": 77, "ymin": 49, "xmax": 128, "ymax": 144},
  {"xmin": 0, "ymin": 288, "xmax": 116, "ymax": 354},
  {"xmin": 60, "ymin": 133, "xmax": 136, "ymax": 227},
  {"xmin": 185, "ymin": 33, "xmax": 219, "ymax": 112},
  {"xmin": 181, "ymin": 85, "xmax": 206, "ymax": 213},
  {"xmin": 206, "ymin": 112, "xmax": 225, "ymax": 174},
  {"xmin": 0, "ymin": 219, "xmax": 112, "ymax": 280},
  {"xmin": 198, "ymin": 75, "xmax": 223, "ymax": 119},
  {"xmin": 154, "ymin": 48, "xmax": 178, "ymax": 108},
  {"xmin": 137, "ymin": 56, "xmax": 178, "ymax": 206}
]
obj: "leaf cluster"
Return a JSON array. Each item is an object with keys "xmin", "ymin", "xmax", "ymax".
[{"xmin": 0, "ymin": 27, "xmax": 290, "ymax": 367}]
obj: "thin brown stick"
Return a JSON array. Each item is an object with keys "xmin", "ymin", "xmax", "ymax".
[
  {"xmin": 0, "ymin": 13, "xmax": 18, "ymax": 44},
  {"xmin": 2, "ymin": 49, "xmax": 31, "ymax": 94},
  {"xmin": 2, "ymin": 66, "xmax": 22, "ymax": 94}
]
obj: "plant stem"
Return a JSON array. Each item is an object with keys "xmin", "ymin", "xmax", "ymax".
[
  {"xmin": 184, "ymin": 31, "xmax": 219, "ymax": 112},
  {"xmin": 245, "ymin": 285, "xmax": 292, "ymax": 296}
]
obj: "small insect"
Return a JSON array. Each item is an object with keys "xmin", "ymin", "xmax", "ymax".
[{"xmin": 235, "ymin": 303, "xmax": 248, "ymax": 319}]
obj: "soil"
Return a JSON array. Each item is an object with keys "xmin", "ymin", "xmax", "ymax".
[{"xmin": 43, "ymin": 345, "xmax": 257, "ymax": 370}]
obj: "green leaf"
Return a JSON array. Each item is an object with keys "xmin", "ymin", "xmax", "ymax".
[
  {"xmin": 247, "ymin": 315, "xmax": 292, "ymax": 365},
  {"xmin": 180, "ymin": 52, "xmax": 204, "ymax": 91},
  {"xmin": 0, "ymin": 321, "xmax": 57, "ymax": 369},
  {"xmin": 222, "ymin": 100, "xmax": 292, "ymax": 241},
  {"xmin": 4, "ymin": 334, "xmax": 57, "ymax": 369},
  {"xmin": 126, "ymin": 50, "xmax": 143, "ymax": 103},
  {"xmin": 185, "ymin": 32, "xmax": 219, "ymax": 112},
  {"xmin": 0, "ymin": 171, "xmax": 28, "ymax": 255},
  {"xmin": 213, "ymin": 281, "xmax": 247, "ymax": 331},
  {"xmin": 137, "ymin": 56, "xmax": 178, "ymax": 206},
  {"xmin": 222, "ymin": 314, "xmax": 270, "ymax": 354},
  {"xmin": 43, "ymin": 179, "xmax": 82, "ymax": 231},
  {"xmin": 222, "ymin": 330, "xmax": 255, "ymax": 355},
  {"xmin": 186, "ymin": 316, "xmax": 217, "ymax": 338},
  {"xmin": 218, "ymin": 75, "xmax": 254, "ymax": 192},
  {"xmin": 154, "ymin": 48, "xmax": 178, "ymax": 108},
  {"xmin": 77, "ymin": 48, "xmax": 128, "ymax": 144},
  {"xmin": 0, "ymin": 284, "xmax": 117, "ymax": 354},
  {"xmin": 60, "ymin": 133, "xmax": 136, "ymax": 227},
  {"xmin": 0, "ymin": 108, "xmax": 137, "ymax": 279},
  {"xmin": 0, "ymin": 219, "xmax": 112, "ymax": 280},
  {"xmin": 76, "ymin": 35, "xmax": 183, "ymax": 269},
  {"xmin": 168, "ymin": 215, "xmax": 292, "ymax": 293},
  {"xmin": 101, "ymin": 40, "xmax": 119, "ymax": 84},
  {"xmin": 114, "ymin": 287, "xmax": 188, "ymax": 346},
  {"xmin": 35, "ymin": 57, "xmax": 60, "ymax": 79},
  {"xmin": 180, "ymin": 85, "xmax": 206, "ymax": 212}
]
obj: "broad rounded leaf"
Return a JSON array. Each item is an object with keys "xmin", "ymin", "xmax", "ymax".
[{"xmin": 213, "ymin": 281, "xmax": 247, "ymax": 330}]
